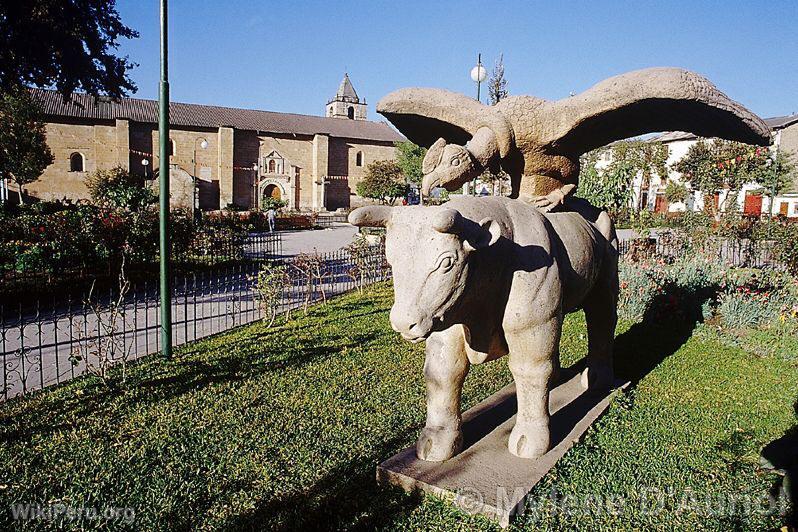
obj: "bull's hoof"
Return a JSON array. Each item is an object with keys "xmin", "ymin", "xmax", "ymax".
[
  {"xmin": 508, "ymin": 421, "xmax": 550, "ymax": 459},
  {"xmin": 580, "ymin": 364, "xmax": 614, "ymax": 391},
  {"xmin": 416, "ymin": 426, "xmax": 463, "ymax": 462}
]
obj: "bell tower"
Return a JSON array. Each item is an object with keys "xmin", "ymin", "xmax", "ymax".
[{"xmin": 326, "ymin": 73, "xmax": 367, "ymax": 120}]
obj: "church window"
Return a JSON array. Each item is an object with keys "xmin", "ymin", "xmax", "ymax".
[
  {"xmin": 356, "ymin": 151, "xmax": 363, "ymax": 167},
  {"xmin": 347, "ymin": 106, "xmax": 354, "ymax": 119},
  {"xmin": 69, "ymin": 152, "xmax": 85, "ymax": 172},
  {"xmin": 169, "ymin": 139, "xmax": 175, "ymax": 157}
]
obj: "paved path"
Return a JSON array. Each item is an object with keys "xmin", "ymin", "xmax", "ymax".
[{"xmin": 278, "ymin": 223, "xmax": 359, "ymax": 256}]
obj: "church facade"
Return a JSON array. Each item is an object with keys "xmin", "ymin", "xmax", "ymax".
[{"xmin": 21, "ymin": 75, "xmax": 402, "ymax": 211}]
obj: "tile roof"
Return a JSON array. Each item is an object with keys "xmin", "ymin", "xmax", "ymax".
[
  {"xmin": 648, "ymin": 131, "xmax": 698, "ymax": 143},
  {"xmin": 764, "ymin": 114, "xmax": 798, "ymax": 130},
  {"xmin": 651, "ymin": 114, "xmax": 798, "ymax": 143},
  {"xmin": 30, "ymin": 88, "xmax": 403, "ymax": 143}
]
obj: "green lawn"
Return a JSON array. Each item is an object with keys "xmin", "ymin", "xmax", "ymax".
[{"xmin": 1, "ymin": 283, "xmax": 796, "ymax": 530}]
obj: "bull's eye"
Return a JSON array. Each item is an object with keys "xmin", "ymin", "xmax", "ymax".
[
  {"xmin": 435, "ymin": 254, "xmax": 455, "ymax": 273},
  {"xmin": 450, "ymin": 158, "xmax": 461, "ymax": 167}
]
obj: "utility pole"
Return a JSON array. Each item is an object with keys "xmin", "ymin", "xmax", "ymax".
[{"xmin": 159, "ymin": 0, "xmax": 172, "ymax": 359}]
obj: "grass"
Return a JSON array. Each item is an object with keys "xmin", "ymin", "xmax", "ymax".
[{"xmin": 0, "ymin": 282, "xmax": 796, "ymax": 530}]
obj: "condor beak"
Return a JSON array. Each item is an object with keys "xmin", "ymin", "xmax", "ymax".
[{"xmin": 421, "ymin": 172, "xmax": 440, "ymax": 196}]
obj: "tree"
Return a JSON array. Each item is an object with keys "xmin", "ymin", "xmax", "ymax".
[
  {"xmin": 0, "ymin": 88, "xmax": 53, "ymax": 204},
  {"xmin": 0, "ymin": 0, "xmax": 139, "ymax": 98},
  {"xmin": 356, "ymin": 160, "xmax": 407, "ymax": 205},
  {"xmin": 488, "ymin": 54, "xmax": 508, "ymax": 105},
  {"xmin": 576, "ymin": 140, "xmax": 669, "ymax": 216},
  {"xmin": 664, "ymin": 180, "xmax": 689, "ymax": 204},
  {"xmin": 672, "ymin": 139, "xmax": 783, "ymax": 215},
  {"xmin": 576, "ymin": 150, "xmax": 633, "ymax": 217},
  {"xmin": 748, "ymin": 150, "xmax": 796, "ymax": 214},
  {"xmin": 395, "ymin": 141, "xmax": 426, "ymax": 186}
]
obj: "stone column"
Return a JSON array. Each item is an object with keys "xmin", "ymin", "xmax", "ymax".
[
  {"xmin": 115, "ymin": 119, "xmax": 130, "ymax": 170},
  {"xmin": 312, "ymin": 133, "xmax": 329, "ymax": 211},
  {"xmin": 218, "ymin": 126, "xmax": 234, "ymax": 208}
]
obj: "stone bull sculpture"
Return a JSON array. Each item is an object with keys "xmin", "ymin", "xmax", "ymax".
[
  {"xmin": 349, "ymin": 195, "xmax": 618, "ymax": 461},
  {"xmin": 377, "ymin": 67, "xmax": 770, "ymax": 211}
]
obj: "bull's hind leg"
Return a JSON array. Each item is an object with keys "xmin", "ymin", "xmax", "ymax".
[
  {"xmin": 505, "ymin": 317, "xmax": 561, "ymax": 459},
  {"xmin": 581, "ymin": 275, "xmax": 618, "ymax": 391},
  {"xmin": 417, "ymin": 326, "xmax": 469, "ymax": 461}
]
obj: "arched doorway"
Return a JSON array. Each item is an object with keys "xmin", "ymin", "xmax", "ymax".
[{"xmin": 263, "ymin": 183, "xmax": 281, "ymax": 201}]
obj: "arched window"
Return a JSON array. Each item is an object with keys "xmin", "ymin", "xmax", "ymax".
[
  {"xmin": 347, "ymin": 106, "xmax": 354, "ymax": 119},
  {"xmin": 169, "ymin": 139, "xmax": 175, "ymax": 157},
  {"xmin": 268, "ymin": 159, "xmax": 276, "ymax": 173},
  {"xmin": 69, "ymin": 152, "xmax": 84, "ymax": 172},
  {"xmin": 356, "ymin": 151, "xmax": 363, "ymax": 167}
]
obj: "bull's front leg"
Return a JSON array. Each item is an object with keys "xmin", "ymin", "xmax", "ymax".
[
  {"xmin": 417, "ymin": 326, "xmax": 469, "ymax": 461},
  {"xmin": 504, "ymin": 316, "xmax": 561, "ymax": 459}
]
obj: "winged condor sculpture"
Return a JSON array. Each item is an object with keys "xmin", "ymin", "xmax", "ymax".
[{"xmin": 377, "ymin": 67, "xmax": 770, "ymax": 211}]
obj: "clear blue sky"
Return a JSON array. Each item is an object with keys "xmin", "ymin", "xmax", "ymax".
[{"xmin": 116, "ymin": 0, "xmax": 798, "ymax": 121}]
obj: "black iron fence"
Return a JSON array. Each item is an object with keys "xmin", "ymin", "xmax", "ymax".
[
  {"xmin": 315, "ymin": 213, "xmax": 349, "ymax": 227},
  {"xmin": 617, "ymin": 235, "xmax": 783, "ymax": 269},
  {"xmin": 0, "ymin": 244, "xmax": 389, "ymax": 401},
  {"xmin": 0, "ymin": 232, "xmax": 283, "ymax": 308}
]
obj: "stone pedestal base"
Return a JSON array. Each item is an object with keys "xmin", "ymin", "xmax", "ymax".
[{"xmin": 377, "ymin": 365, "xmax": 629, "ymax": 527}]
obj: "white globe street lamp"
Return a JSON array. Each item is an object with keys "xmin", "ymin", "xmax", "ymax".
[
  {"xmin": 470, "ymin": 53, "xmax": 487, "ymax": 102},
  {"xmin": 141, "ymin": 158, "xmax": 150, "ymax": 180}
]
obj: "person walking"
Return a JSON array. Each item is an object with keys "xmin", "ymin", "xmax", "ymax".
[{"xmin": 266, "ymin": 207, "xmax": 277, "ymax": 233}]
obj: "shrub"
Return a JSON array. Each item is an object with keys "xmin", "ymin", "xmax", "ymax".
[
  {"xmin": 85, "ymin": 166, "xmax": 157, "ymax": 212},
  {"xmin": 664, "ymin": 180, "xmax": 689, "ymax": 204},
  {"xmin": 254, "ymin": 261, "xmax": 290, "ymax": 326},
  {"xmin": 618, "ymin": 261, "xmax": 664, "ymax": 321},
  {"xmin": 188, "ymin": 224, "xmax": 244, "ymax": 261},
  {"xmin": 618, "ymin": 255, "xmax": 726, "ymax": 322},
  {"xmin": 261, "ymin": 197, "xmax": 287, "ymax": 211},
  {"xmin": 717, "ymin": 289, "xmax": 787, "ymax": 329}
]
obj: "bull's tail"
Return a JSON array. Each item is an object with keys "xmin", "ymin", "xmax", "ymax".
[{"xmin": 595, "ymin": 210, "xmax": 618, "ymax": 251}]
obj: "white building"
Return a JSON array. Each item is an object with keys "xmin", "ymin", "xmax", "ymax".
[{"xmin": 603, "ymin": 113, "xmax": 798, "ymax": 217}]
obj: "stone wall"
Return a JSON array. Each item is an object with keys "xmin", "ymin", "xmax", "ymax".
[
  {"xmin": 779, "ymin": 123, "xmax": 798, "ymax": 191},
  {"xmin": 339, "ymin": 139, "xmax": 398, "ymax": 209},
  {"xmin": 25, "ymin": 117, "xmax": 398, "ymax": 211},
  {"xmin": 27, "ymin": 119, "xmax": 119, "ymax": 201}
]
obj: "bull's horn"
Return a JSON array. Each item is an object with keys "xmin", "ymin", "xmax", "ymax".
[
  {"xmin": 433, "ymin": 208, "xmax": 500, "ymax": 250},
  {"xmin": 432, "ymin": 209, "xmax": 463, "ymax": 234},
  {"xmin": 348, "ymin": 206, "xmax": 393, "ymax": 227}
]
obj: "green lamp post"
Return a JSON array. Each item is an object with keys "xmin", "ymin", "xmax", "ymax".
[{"xmin": 159, "ymin": 0, "xmax": 172, "ymax": 358}]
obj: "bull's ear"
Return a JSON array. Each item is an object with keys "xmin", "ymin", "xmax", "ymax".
[
  {"xmin": 464, "ymin": 217, "xmax": 501, "ymax": 251},
  {"xmin": 348, "ymin": 206, "xmax": 392, "ymax": 227}
]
